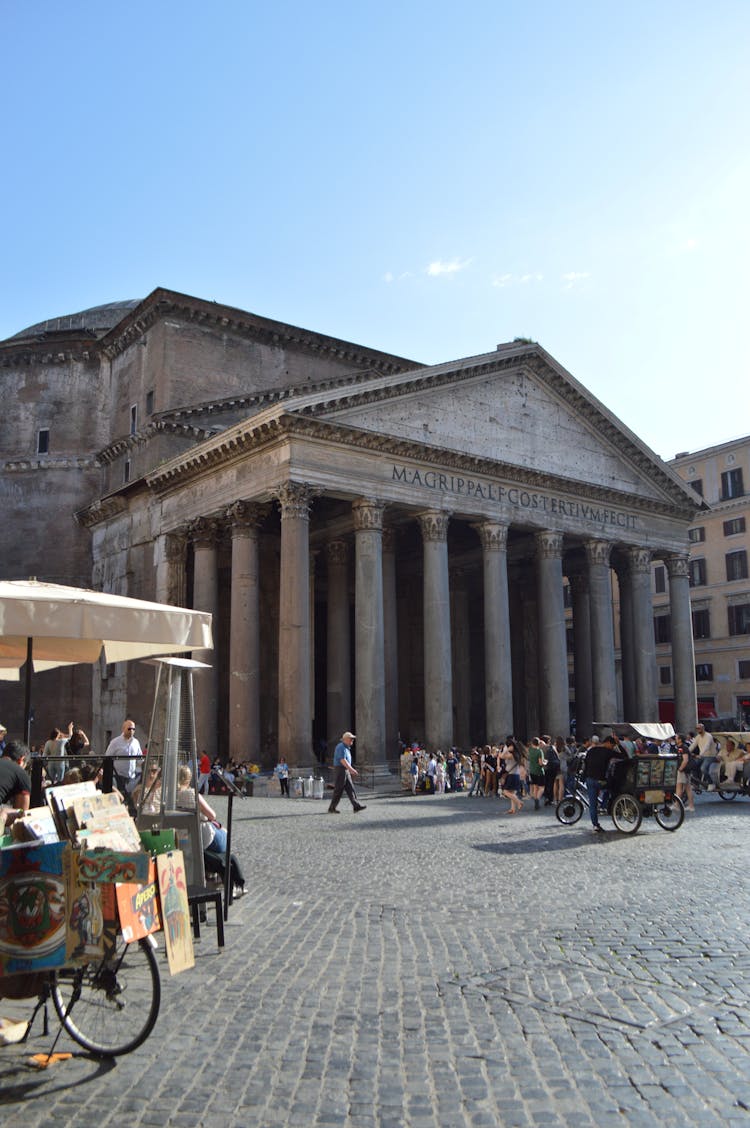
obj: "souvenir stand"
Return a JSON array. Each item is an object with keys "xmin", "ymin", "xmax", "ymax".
[{"xmin": 135, "ymin": 657, "xmax": 224, "ymax": 944}]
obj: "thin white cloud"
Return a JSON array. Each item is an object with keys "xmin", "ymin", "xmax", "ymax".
[
  {"xmin": 491, "ymin": 272, "xmax": 543, "ymax": 288},
  {"xmin": 383, "ymin": 270, "xmax": 414, "ymax": 283},
  {"xmin": 561, "ymin": 271, "xmax": 590, "ymax": 289},
  {"xmin": 426, "ymin": 258, "xmax": 472, "ymax": 277}
]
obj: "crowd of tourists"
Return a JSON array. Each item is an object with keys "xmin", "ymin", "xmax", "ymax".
[{"xmin": 400, "ymin": 727, "xmax": 750, "ymax": 816}]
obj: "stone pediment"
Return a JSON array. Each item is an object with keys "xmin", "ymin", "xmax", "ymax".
[{"xmin": 294, "ymin": 346, "xmax": 695, "ymax": 508}]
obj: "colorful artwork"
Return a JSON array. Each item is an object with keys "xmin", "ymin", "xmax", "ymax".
[
  {"xmin": 63, "ymin": 849, "xmax": 106, "ymax": 962},
  {"xmin": 77, "ymin": 850, "xmax": 150, "ymax": 885},
  {"xmin": 0, "ymin": 842, "xmax": 68, "ymax": 975},
  {"xmin": 116, "ymin": 858, "xmax": 162, "ymax": 943},
  {"xmin": 155, "ymin": 850, "xmax": 194, "ymax": 975}
]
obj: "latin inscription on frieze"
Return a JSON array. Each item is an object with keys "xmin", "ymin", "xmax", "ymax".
[{"xmin": 391, "ymin": 464, "xmax": 638, "ymax": 531}]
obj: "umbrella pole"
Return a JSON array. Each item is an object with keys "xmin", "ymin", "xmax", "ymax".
[{"xmin": 24, "ymin": 637, "xmax": 33, "ymax": 746}]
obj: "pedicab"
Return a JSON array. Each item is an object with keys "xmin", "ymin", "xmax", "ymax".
[
  {"xmin": 687, "ymin": 732, "xmax": 750, "ymax": 802},
  {"xmin": 556, "ymin": 722, "xmax": 683, "ymax": 834}
]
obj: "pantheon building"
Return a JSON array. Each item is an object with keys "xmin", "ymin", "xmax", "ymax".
[{"xmin": 0, "ymin": 288, "xmax": 703, "ymax": 768}]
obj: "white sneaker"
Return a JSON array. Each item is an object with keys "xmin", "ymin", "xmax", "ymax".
[{"xmin": 707, "ymin": 784, "xmax": 716, "ymax": 792}]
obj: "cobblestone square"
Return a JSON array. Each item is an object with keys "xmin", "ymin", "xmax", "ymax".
[{"xmin": 2, "ymin": 790, "xmax": 748, "ymax": 1126}]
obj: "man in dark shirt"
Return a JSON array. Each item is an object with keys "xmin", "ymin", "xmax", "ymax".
[
  {"xmin": 0, "ymin": 740, "xmax": 32, "ymax": 814},
  {"xmin": 584, "ymin": 734, "xmax": 625, "ymax": 832}
]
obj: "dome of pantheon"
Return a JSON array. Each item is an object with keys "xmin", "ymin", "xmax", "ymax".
[{"xmin": 5, "ymin": 299, "xmax": 141, "ymax": 343}]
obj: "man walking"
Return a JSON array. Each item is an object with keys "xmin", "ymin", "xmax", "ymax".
[
  {"xmin": 105, "ymin": 719, "xmax": 143, "ymax": 794},
  {"xmin": 328, "ymin": 731, "xmax": 366, "ymax": 814}
]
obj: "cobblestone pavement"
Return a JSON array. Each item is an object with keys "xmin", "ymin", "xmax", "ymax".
[{"xmin": 2, "ymin": 787, "xmax": 750, "ymax": 1127}]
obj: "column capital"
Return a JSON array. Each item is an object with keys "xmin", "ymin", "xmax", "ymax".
[
  {"xmin": 473, "ymin": 520, "xmax": 509, "ymax": 551},
  {"xmin": 275, "ymin": 481, "xmax": 313, "ymax": 520},
  {"xmin": 326, "ymin": 538, "xmax": 350, "ymax": 567},
  {"xmin": 584, "ymin": 538, "xmax": 612, "ymax": 567},
  {"xmin": 226, "ymin": 500, "xmax": 265, "ymax": 532},
  {"xmin": 665, "ymin": 552, "xmax": 690, "ymax": 579},
  {"xmin": 536, "ymin": 530, "xmax": 563, "ymax": 558},
  {"xmin": 352, "ymin": 498, "xmax": 385, "ymax": 531},
  {"xmin": 190, "ymin": 516, "xmax": 220, "ymax": 548},
  {"xmin": 417, "ymin": 510, "xmax": 450, "ymax": 542},
  {"xmin": 626, "ymin": 546, "xmax": 652, "ymax": 575}
]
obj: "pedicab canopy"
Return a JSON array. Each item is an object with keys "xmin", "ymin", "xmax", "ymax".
[{"xmin": 594, "ymin": 722, "xmax": 677, "ymax": 742}]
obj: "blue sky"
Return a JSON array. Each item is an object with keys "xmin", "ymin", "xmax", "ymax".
[{"xmin": 2, "ymin": 0, "xmax": 748, "ymax": 460}]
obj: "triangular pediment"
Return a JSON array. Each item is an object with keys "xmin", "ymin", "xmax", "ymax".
[{"xmin": 292, "ymin": 347, "xmax": 695, "ymax": 508}]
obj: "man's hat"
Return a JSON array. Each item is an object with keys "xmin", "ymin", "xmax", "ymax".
[{"xmin": 342, "ymin": 731, "xmax": 356, "ymax": 740}]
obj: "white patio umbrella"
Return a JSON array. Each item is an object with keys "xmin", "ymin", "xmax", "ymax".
[{"xmin": 0, "ymin": 579, "xmax": 213, "ymax": 739}]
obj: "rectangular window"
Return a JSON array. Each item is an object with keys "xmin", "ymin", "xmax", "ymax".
[
  {"xmin": 130, "ymin": 404, "xmax": 137, "ymax": 435},
  {"xmin": 728, "ymin": 604, "xmax": 750, "ymax": 636},
  {"xmin": 689, "ymin": 558, "xmax": 707, "ymax": 587},
  {"xmin": 689, "ymin": 527, "xmax": 706, "ymax": 543},
  {"xmin": 654, "ymin": 565, "xmax": 666, "ymax": 594},
  {"xmin": 654, "ymin": 615, "xmax": 671, "ymax": 644},
  {"xmin": 721, "ymin": 468, "xmax": 744, "ymax": 500},
  {"xmin": 123, "ymin": 459, "xmax": 131, "ymax": 485},
  {"xmin": 726, "ymin": 550, "xmax": 749, "ymax": 582},
  {"xmin": 37, "ymin": 428, "xmax": 49, "ymax": 454},
  {"xmin": 146, "ymin": 390, "xmax": 154, "ymax": 416},
  {"xmin": 688, "ymin": 478, "xmax": 703, "ymax": 497},
  {"xmin": 695, "ymin": 663, "xmax": 714, "ymax": 682},
  {"xmin": 692, "ymin": 608, "xmax": 711, "ymax": 639},
  {"xmin": 659, "ymin": 666, "xmax": 672, "ymax": 686},
  {"xmin": 566, "ymin": 625, "xmax": 574, "ymax": 653},
  {"xmin": 723, "ymin": 517, "xmax": 746, "ymax": 536},
  {"xmin": 738, "ymin": 660, "xmax": 750, "ymax": 680}
]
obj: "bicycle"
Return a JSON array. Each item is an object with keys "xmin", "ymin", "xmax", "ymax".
[
  {"xmin": 3, "ymin": 933, "xmax": 160, "ymax": 1058},
  {"xmin": 556, "ymin": 754, "xmax": 684, "ymax": 834}
]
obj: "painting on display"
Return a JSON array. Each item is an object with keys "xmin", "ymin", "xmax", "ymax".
[
  {"xmin": 62, "ymin": 848, "xmax": 117, "ymax": 962},
  {"xmin": 0, "ymin": 841, "xmax": 68, "ymax": 975},
  {"xmin": 155, "ymin": 850, "xmax": 194, "ymax": 975},
  {"xmin": 116, "ymin": 857, "xmax": 162, "ymax": 943}
]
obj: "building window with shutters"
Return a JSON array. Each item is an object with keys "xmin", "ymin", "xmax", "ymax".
[
  {"xmin": 689, "ymin": 558, "xmax": 707, "ymax": 587},
  {"xmin": 721, "ymin": 468, "xmax": 744, "ymax": 500},
  {"xmin": 728, "ymin": 604, "xmax": 750, "ymax": 636},
  {"xmin": 726, "ymin": 550, "xmax": 748, "ymax": 582},
  {"xmin": 692, "ymin": 608, "xmax": 711, "ymax": 639}
]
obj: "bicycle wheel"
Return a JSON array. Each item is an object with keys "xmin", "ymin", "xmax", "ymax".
[
  {"xmin": 654, "ymin": 796, "xmax": 684, "ymax": 831},
  {"xmin": 555, "ymin": 796, "xmax": 583, "ymax": 825},
  {"xmin": 610, "ymin": 793, "xmax": 642, "ymax": 834},
  {"xmin": 718, "ymin": 787, "xmax": 739, "ymax": 801},
  {"xmin": 52, "ymin": 935, "xmax": 160, "ymax": 1057}
]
